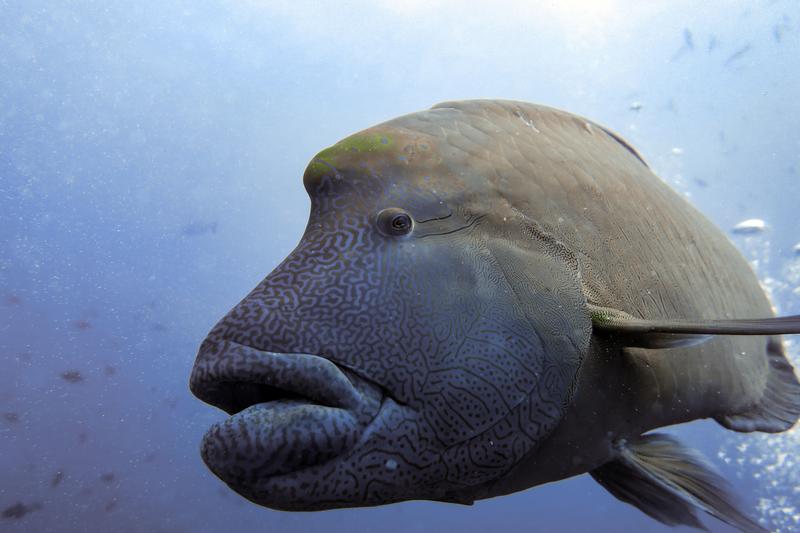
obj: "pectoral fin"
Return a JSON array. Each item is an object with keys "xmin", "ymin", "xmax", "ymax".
[
  {"xmin": 589, "ymin": 304, "xmax": 800, "ymax": 349},
  {"xmin": 591, "ymin": 433, "xmax": 765, "ymax": 532}
]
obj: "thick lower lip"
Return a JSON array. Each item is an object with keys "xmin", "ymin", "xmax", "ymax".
[
  {"xmin": 189, "ymin": 340, "xmax": 383, "ymax": 484},
  {"xmin": 200, "ymin": 399, "xmax": 364, "ymax": 480}
]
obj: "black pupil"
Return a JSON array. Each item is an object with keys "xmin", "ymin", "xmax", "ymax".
[{"xmin": 392, "ymin": 215, "xmax": 409, "ymax": 230}]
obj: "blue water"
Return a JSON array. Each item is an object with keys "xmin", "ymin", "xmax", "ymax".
[{"xmin": 1, "ymin": 2, "xmax": 799, "ymax": 531}]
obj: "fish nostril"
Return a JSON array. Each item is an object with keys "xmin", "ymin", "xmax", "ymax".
[{"xmin": 204, "ymin": 382, "xmax": 304, "ymax": 415}]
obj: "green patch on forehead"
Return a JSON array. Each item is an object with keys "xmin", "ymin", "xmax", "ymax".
[{"xmin": 305, "ymin": 133, "xmax": 394, "ymax": 180}]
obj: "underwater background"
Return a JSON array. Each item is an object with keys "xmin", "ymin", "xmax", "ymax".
[{"xmin": 1, "ymin": 1, "xmax": 799, "ymax": 531}]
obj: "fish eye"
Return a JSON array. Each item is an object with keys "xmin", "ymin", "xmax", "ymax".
[{"xmin": 376, "ymin": 208, "xmax": 413, "ymax": 237}]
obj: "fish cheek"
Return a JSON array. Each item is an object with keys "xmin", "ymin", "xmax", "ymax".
[
  {"xmin": 371, "ymin": 225, "xmax": 591, "ymax": 494},
  {"xmin": 487, "ymin": 217, "xmax": 591, "ymax": 397},
  {"xmin": 442, "ymin": 217, "xmax": 592, "ymax": 474}
]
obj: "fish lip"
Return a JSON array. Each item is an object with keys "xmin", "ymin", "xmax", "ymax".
[
  {"xmin": 190, "ymin": 339, "xmax": 391, "ymax": 488},
  {"xmin": 227, "ymin": 395, "xmax": 400, "ymax": 508},
  {"xmin": 189, "ymin": 339, "xmax": 380, "ymax": 415}
]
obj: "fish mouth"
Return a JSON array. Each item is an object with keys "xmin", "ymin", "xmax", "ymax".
[{"xmin": 189, "ymin": 340, "xmax": 384, "ymax": 485}]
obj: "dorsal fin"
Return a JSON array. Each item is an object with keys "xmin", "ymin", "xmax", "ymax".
[
  {"xmin": 599, "ymin": 126, "xmax": 650, "ymax": 168},
  {"xmin": 589, "ymin": 305, "xmax": 800, "ymax": 349}
]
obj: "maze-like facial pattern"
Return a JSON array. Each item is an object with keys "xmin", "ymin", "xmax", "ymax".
[{"xmin": 191, "ymin": 103, "xmax": 590, "ymax": 509}]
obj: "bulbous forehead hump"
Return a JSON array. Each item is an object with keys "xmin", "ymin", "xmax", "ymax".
[
  {"xmin": 301, "ymin": 124, "xmax": 455, "ymax": 195},
  {"xmin": 303, "ymin": 132, "xmax": 394, "ymax": 190},
  {"xmin": 301, "ymin": 99, "xmax": 643, "ymax": 202}
]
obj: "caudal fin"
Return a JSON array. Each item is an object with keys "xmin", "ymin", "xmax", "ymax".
[
  {"xmin": 718, "ymin": 337, "xmax": 800, "ymax": 433},
  {"xmin": 591, "ymin": 433, "xmax": 765, "ymax": 532}
]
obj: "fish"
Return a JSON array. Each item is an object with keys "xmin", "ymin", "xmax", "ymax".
[
  {"xmin": 60, "ymin": 370, "xmax": 84, "ymax": 383},
  {"xmin": 73, "ymin": 319, "xmax": 92, "ymax": 331},
  {"xmin": 683, "ymin": 28, "xmax": 694, "ymax": 50},
  {"xmin": 189, "ymin": 100, "xmax": 800, "ymax": 531},
  {"xmin": 181, "ymin": 221, "xmax": 218, "ymax": 237},
  {"xmin": 732, "ymin": 218, "xmax": 767, "ymax": 234},
  {"xmin": 99, "ymin": 472, "xmax": 115, "ymax": 484},
  {"xmin": 1, "ymin": 502, "xmax": 41, "ymax": 520},
  {"xmin": 773, "ymin": 14, "xmax": 791, "ymax": 44},
  {"xmin": 725, "ymin": 43, "xmax": 753, "ymax": 66},
  {"xmin": 51, "ymin": 470, "xmax": 64, "ymax": 488},
  {"xmin": 2, "ymin": 412, "xmax": 20, "ymax": 423},
  {"xmin": 670, "ymin": 28, "xmax": 694, "ymax": 61},
  {"xmin": 773, "ymin": 24, "xmax": 783, "ymax": 43}
]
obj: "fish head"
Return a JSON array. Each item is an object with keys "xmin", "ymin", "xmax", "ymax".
[{"xmin": 190, "ymin": 111, "xmax": 590, "ymax": 509}]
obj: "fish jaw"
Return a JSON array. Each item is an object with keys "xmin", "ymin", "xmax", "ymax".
[{"xmin": 189, "ymin": 339, "xmax": 384, "ymax": 497}]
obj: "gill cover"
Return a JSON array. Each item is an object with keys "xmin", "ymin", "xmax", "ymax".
[{"xmin": 483, "ymin": 209, "xmax": 591, "ymax": 427}]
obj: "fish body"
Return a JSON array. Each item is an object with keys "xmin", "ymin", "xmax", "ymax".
[
  {"xmin": 725, "ymin": 44, "xmax": 753, "ymax": 66},
  {"xmin": 190, "ymin": 100, "xmax": 800, "ymax": 530},
  {"xmin": 400, "ymin": 101, "xmax": 788, "ymax": 493},
  {"xmin": 181, "ymin": 221, "xmax": 218, "ymax": 237}
]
